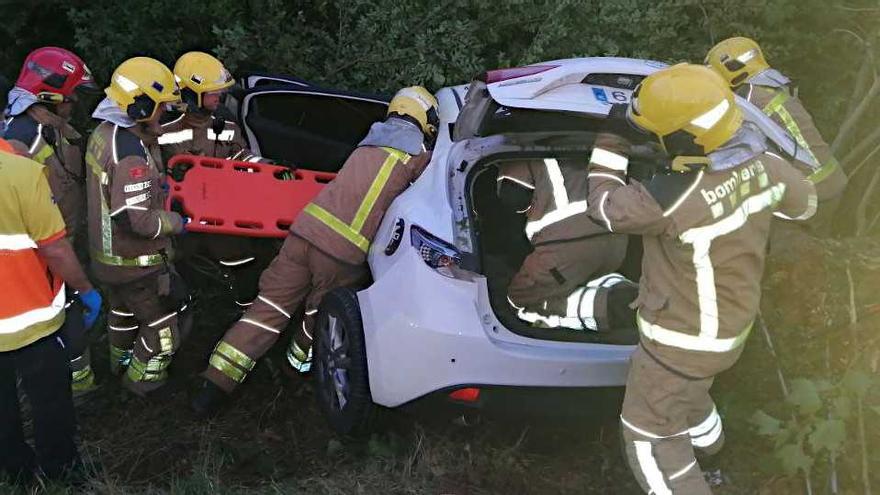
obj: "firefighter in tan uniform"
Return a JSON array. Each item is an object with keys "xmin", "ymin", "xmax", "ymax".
[
  {"xmin": 191, "ymin": 86, "xmax": 439, "ymax": 415},
  {"xmin": 86, "ymin": 57, "xmax": 188, "ymax": 397},
  {"xmin": 158, "ymin": 52, "xmax": 271, "ymax": 314},
  {"xmin": 706, "ymin": 37, "xmax": 847, "ymax": 232},
  {"xmin": 496, "ymin": 158, "xmax": 629, "ymax": 330},
  {"xmin": 2, "ymin": 47, "xmax": 101, "ymax": 395},
  {"xmin": 585, "ymin": 64, "xmax": 817, "ymax": 494},
  {"xmin": 158, "ymin": 52, "xmax": 265, "ymax": 163}
]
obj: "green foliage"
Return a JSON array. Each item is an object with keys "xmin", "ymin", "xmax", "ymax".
[
  {"xmin": 0, "ymin": 0, "xmax": 864, "ymax": 136},
  {"xmin": 750, "ymin": 367, "xmax": 877, "ymax": 476}
]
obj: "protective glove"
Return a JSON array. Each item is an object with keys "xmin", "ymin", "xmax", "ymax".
[{"xmin": 79, "ymin": 289, "xmax": 103, "ymax": 330}]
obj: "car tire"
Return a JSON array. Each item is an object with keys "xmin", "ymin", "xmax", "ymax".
[{"xmin": 314, "ymin": 287, "xmax": 381, "ymax": 436}]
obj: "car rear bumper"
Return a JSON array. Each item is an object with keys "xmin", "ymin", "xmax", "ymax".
[{"xmin": 358, "ymin": 248, "xmax": 634, "ymax": 408}]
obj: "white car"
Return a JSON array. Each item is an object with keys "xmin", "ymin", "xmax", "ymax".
[{"xmin": 226, "ymin": 58, "xmax": 819, "ymax": 435}]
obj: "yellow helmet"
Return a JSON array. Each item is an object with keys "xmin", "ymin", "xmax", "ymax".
[
  {"xmin": 387, "ymin": 86, "xmax": 440, "ymax": 137},
  {"xmin": 627, "ymin": 64, "xmax": 742, "ymax": 158},
  {"xmin": 173, "ymin": 51, "xmax": 234, "ymax": 109},
  {"xmin": 705, "ymin": 37, "xmax": 770, "ymax": 88},
  {"xmin": 106, "ymin": 57, "xmax": 181, "ymax": 122}
]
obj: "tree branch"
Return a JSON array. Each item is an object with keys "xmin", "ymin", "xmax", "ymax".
[
  {"xmin": 844, "ymin": 132, "xmax": 880, "ymax": 180},
  {"xmin": 832, "ymin": 75, "xmax": 880, "ymax": 156},
  {"xmin": 855, "ymin": 163, "xmax": 880, "ymax": 235}
]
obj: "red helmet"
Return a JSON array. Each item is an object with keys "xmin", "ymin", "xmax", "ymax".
[{"xmin": 15, "ymin": 47, "xmax": 98, "ymax": 103}]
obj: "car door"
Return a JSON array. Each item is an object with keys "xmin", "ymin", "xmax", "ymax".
[{"xmin": 232, "ymin": 73, "xmax": 389, "ymax": 172}]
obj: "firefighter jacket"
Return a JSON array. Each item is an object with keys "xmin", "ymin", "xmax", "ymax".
[
  {"xmin": 586, "ymin": 140, "xmax": 817, "ymax": 377},
  {"xmin": 86, "ymin": 122, "xmax": 183, "ymax": 285},
  {"xmin": 158, "ymin": 112, "xmax": 264, "ymax": 163},
  {"xmin": 497, "ymin": 157, "xmax": 619, "ymax": 244},
  {"xmin": 291, "ymin": 145, "xmax": 431, "ymax": 265},
  {"xmin": 740, "ymin": 82, "xmax": 847, "ymax": 202},
  {"xmin": 0, "ymin": 147, "xmax": 67, "ymax": 351},
  {"xmin": 3, "ymin": 104, "xmax": 85, "ymax": 241}
]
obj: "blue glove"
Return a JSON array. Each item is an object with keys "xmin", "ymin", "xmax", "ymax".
[{"xmin": 79, "ymin": 289, "xmax": 103, "ymax": 330}]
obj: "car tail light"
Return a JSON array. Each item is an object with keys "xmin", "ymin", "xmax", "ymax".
[
  {"xmin": 481, "ymin": 65, "xmax": 559, "ymax": 84},
  {"xmin": 449, "ymin": 387, "xmax": 481, "ymax": 403},
  {"xmin": 410, "ymin": 225, "xmax": 462, "ymax": 278}
]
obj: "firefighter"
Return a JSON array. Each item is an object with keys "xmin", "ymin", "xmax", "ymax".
[
  {"xmin": 0, "ymin": 141, "xmax": 102, "ymax": 482},
  {"xmin": 585, "ymin": 64, "xmax": 816, "ymax": 493},
  {"xmin": 496, "ymin": 158, "xmax": 629, "ymax": 330},
  {"xmin": 706, "ymin": 36, "xmax": 847, "ymax": 231},
  {"xmin": 158, "ymin": 51, "xmax": 271, "ymax": 314},
  {"xmin": 158, "ymin": 51, "xmax": 266, "ymax": 163},
  {"xmin": 85, "ymin": 57, "xmax": 188, "ymax": 397},
  {"xmin": 2, "ymin": 47, "xmax": 101, "ymax": 394},
  {"xmin": 190, "ymin": 86, "xmax": 439, "ymax": 415}
]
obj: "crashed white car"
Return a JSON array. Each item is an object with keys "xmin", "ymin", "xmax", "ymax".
[{"xmin": 229, "ymin": 58, "xmax": 818, "ymax": 435}]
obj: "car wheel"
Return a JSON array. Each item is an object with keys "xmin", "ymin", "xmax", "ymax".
[{"xmin": 314, "ymin": 287, "xmax": 380, "ymax": 436}]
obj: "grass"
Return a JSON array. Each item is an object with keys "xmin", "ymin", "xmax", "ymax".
[{"xmin": 4, "ymin": 229, "xmax": 880, "ymax": 494}]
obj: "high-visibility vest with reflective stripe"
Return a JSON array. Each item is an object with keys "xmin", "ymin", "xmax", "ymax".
[
  {"xmin": 0, "ymin": 153, "xmax": 67, "ymax": 351},
  {"xmin": 302, "ymin": 147, "xmax": 410, "ymax": 253},
  {"xmin": 761, "ymin": 91, "xmax": 839, "ymax": 185}
]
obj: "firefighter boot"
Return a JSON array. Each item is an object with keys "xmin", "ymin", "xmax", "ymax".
[{"xmin": 190, "ymin": 378, "xmax": 229, "ymax": 418}]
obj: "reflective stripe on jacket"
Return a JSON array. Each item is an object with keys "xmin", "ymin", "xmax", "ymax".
[
  {"xmin": 744, "ymin": 84, "xmax": 848, "ymax": 202},
  {"xmin": 291, "ymin": 146, "xmax": 431, "ymax": 264},
  {"xmin": 158, "ymin": 113, "xmax": 266, "ymax": 163}
]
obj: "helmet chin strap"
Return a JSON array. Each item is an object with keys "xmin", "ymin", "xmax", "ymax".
[{"xmin": 670, "ymin": 156, "xmax": 711, "ymax": 173}]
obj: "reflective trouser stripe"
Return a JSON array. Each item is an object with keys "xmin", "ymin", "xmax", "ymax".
[
  {"xmin": 209, "ymin": 341, "xmax": 256, "ymax": 383},
  {"xmin": 126, "ymin": 354, "xmax": 171, "ymax": 382},
  {"xmin": 302, "ymin": 147, "xmax": 409, "ymax": 253},
  {"xmin": 638, "ymin": 314, "xmax": 753, "ymax": 353},
  {"xmin": 286, "ymin": 341, "xmax": 312, "ymax": 373},
  {"xmin": 633, "ymin": 441, "xmax": 673, "ymax": 495},
  {"xmin": 763, "ymin": 91, "xmax": 838, "ymax": 185}
]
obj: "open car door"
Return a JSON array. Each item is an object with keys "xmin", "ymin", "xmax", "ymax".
[{"xmin": 229, "ymin": 73, "xmax": 389, "ymax": 172}]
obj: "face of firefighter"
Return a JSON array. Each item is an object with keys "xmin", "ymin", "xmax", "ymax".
[{"xmin": 201, "ymin": 90, "xmax": 225, "ymax": 112}]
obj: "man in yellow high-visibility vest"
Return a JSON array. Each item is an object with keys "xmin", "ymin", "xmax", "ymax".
[
  {"xmin": 191, "ymin": 86, "xmax": 439, "ymax": 416},
  {"xmin": 0, "ymin": 140, "xmax": 102, "ymax": 483},
  {"xmin": 706, "ymin": 37, "xmax": 848, "ymax": 232}
]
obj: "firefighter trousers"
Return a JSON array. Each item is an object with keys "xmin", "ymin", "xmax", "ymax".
[
  {"xmin": 0, "ymin": 333, "xmax": 78, "ymax": 481},
  {"xmin": 508, "ymin": 235, "xmax": 625, "ymax": 312},
  {"xmin": 203, "ymin": 235, "xmax": 368, "ymax": 393},
  {"xmin": 106, "ymin": 272, "xmax": 181, "ymax": 395},
  {"xmin": 620, "ymin": 345, "xmax": 724, "ymax": 495}
]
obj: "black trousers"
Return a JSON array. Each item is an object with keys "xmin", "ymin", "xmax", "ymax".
[{"xmin": 0, "ymin": 332, "xmax": 78, "ymax": 481}]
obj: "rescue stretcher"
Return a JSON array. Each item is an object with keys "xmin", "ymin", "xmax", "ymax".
[{"xmin": 164, "ymin": 155, "xmax": 335, "ymax": 238}]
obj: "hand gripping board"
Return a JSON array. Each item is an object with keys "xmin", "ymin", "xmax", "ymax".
[{"xmin": 165, "ymin": 155, "xmax": 335, "ymax": 238}]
